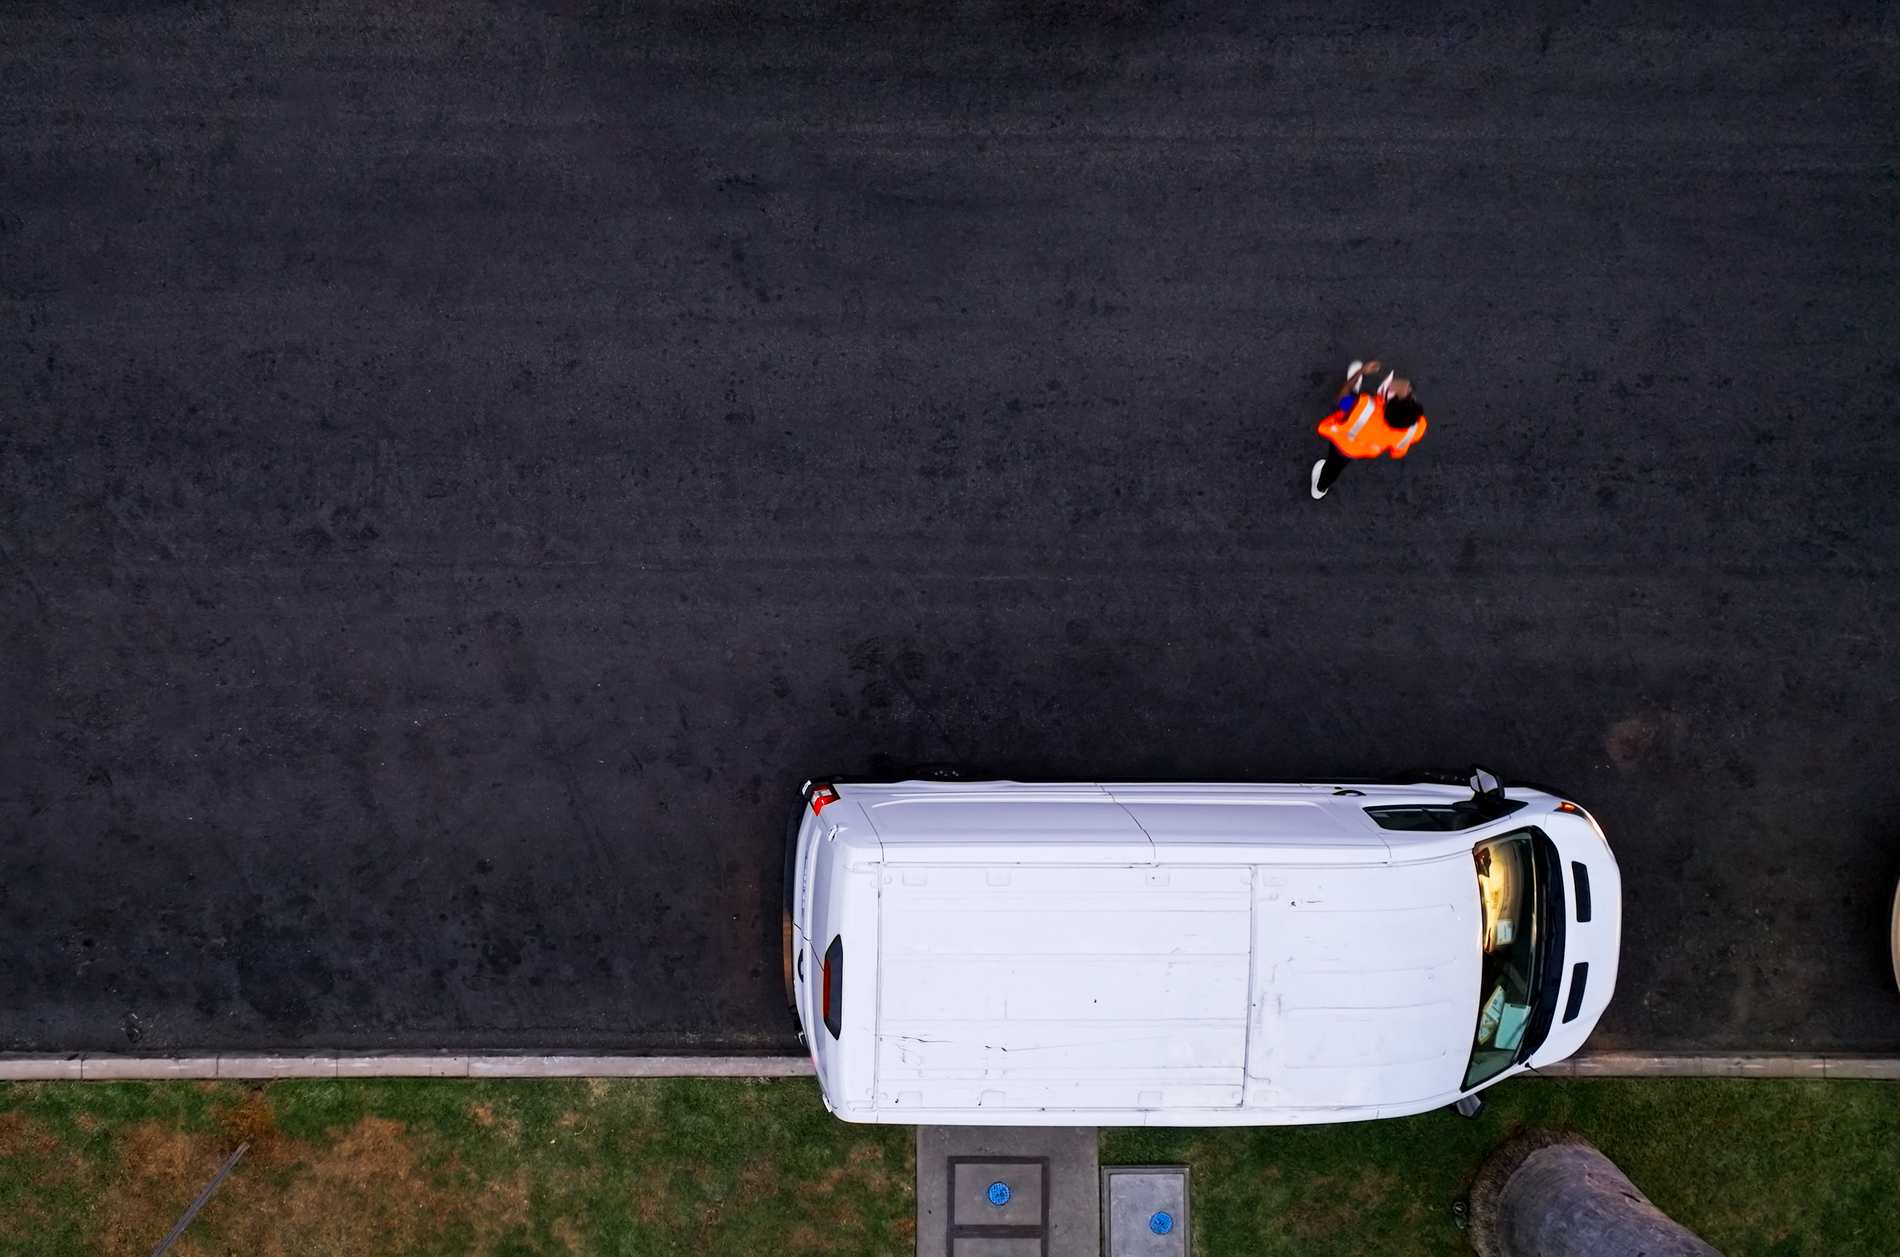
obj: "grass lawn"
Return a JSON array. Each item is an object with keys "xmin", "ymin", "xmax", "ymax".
[
  {"xmin": 1, "ymin": 1076, "xmax": 1895, "ymax": 1255},
  {"xmin": 1104, "ymin": 1077, "xmax": 1900, "ymax": 1257},
  {"xmin": 0, "ymin": 1076, "xmax": 911, "ymax": 1257}
]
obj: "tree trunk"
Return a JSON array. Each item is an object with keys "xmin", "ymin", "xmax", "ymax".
[{"xmin": 1468, "ymin": 1131, "xmax": 1723, "ymax": 1257}]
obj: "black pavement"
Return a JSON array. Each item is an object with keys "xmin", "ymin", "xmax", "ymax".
[{"xmin": 3, "ymin": 2, "xmax": 1898, "ymax": 1054}]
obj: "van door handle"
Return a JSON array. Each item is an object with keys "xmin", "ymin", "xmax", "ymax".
[{"xmin": 797, "ymin": 950, "xmax": 805, "ymax": 983}]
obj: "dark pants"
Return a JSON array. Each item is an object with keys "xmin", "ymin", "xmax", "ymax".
[{"xmin": 1317, "ymin": 444, "xmax": 1352, "ymax": 492}]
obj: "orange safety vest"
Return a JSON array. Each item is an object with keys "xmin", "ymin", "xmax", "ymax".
[{"xmin": 1318, "ymin": 393, "xmax": 1429, "ymax": 459}]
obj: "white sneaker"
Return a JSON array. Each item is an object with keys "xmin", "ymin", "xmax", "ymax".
[
  {"xmin": 1376, "ymin": 370, "xmax": 1396, "ymax": 398},
  {"xmin": 1344, "ymin": 359, "xmax": 1364, "ymax": 382},
  {"xmin": 1310, "ymin": 459, "xmax": 1329, "ymax": 500}
]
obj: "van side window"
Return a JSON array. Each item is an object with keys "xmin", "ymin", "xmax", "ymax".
[{"xmin": 1365, "ymin": 801, "xmax": 1524, "ymax": 832}]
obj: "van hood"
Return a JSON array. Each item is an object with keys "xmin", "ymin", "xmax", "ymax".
[{"xmin": 1245, "ymin": 858, "xmax": 1480, "ymax": 1111}]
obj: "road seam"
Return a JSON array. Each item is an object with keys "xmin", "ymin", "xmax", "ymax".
[{"xmin": 1, "ymin": 1051, "xmax": 1897, "ymax": 1083}]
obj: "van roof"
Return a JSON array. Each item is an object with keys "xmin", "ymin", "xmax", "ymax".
[{"xmin": 869, "ymin": 854, "xmax": 1479, "ymax": 1117}]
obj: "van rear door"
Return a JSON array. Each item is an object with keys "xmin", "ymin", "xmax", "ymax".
[{"xmin": 802, "ymin": 811, "xmax": 882, "ymax": 1116}]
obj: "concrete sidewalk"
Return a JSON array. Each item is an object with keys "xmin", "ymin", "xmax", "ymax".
[{"xmin": 3, "ymin": 1051, "xmax": 1898, "ymax": 1083}]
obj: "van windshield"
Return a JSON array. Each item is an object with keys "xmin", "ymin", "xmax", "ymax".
[{"xmin": 1463, "ymin": 832, "xmax": 1545, "ymax": 1090}]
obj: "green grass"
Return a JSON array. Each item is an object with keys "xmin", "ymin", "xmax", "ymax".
[
  {"xmin": 1104, "ymin": 1078, "xmax": 1900, "ymax": 1256},
  {"xmin": 1, "ymin": 1077, "xmax": 1896, "ymax": 1255}
]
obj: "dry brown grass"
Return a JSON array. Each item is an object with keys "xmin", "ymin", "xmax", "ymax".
[
  {"xmin": 94, "ymin": 1122, "xmax": 214, "ymax": 1256},
  {"xmin": 80, "ymin": 1113, "xmax": 540, "ymax": 1257},
  {"xmin": 550, "ymin": 1216, "xmax": 587, "ymax": 1252},
  {"xmin": 2, "ymin": 1078, "xmax": 917, "ymax": 1257},
  {"xmin": 221, "ymin": 1089, "xmax": 282, "ymax": 1160},
  {"xmin": 0, "ymin": 1108, "xmax": 58, "ymax": 1158},
  {"xmin": 230, "ymin": 1117, "xmax": 441, "ymax": 1256}
]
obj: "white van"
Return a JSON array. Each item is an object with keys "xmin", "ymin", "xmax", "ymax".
[{"xmin": 785, "ymin": 774, "xmax": 1619, "ymax": 1126}]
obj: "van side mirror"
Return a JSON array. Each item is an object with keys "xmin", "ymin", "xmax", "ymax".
[{"xmin": 1469, "ymin": 767, "xmax": 1502, "ymax": 796}]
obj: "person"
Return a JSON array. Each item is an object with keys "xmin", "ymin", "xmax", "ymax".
[{"xmin": 1310, "ymin": 359, "xmax": 1429, "ymax": 500}]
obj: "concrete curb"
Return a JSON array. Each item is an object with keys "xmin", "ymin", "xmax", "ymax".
[
  {"xmin": 0, "ymin": 1053, "xmax": 819, "ymax": 1082},
  {"xmin": 0, "ymin": 1051, "xmax": 1895, "ymax": 1083},
  {"xmin": 1543, "ymin": 1052, "xmax": 1874, "ymax": 1079}
]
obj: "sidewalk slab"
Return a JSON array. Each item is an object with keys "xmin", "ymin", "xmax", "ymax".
[
  {"xmin": 217, "ymin": 1056, "xmax": 338, "ymax": 1080},
  {"xmin": 0, "ymin": 1057, "xmax": 82, "ymax": 1081},
  {"xmin": 465, "ymin": 1054, "xmax": 815, "ymax": 1079},
  {"xmin": 1738, "ymin": 1056, "xmax": 1828, "ymax": 1079},
  {"xmin": 335, "ymin": 1054, "xmax": 470, "ymax": 1078},
  {"xmin": 1570, "ymin": 1054, "xmax": 1739, "ymax": 1077},
  {"xmin": 82, "ymin": 1056, "xmax": 221, "ymax": 1081},
  {"xmin": 0, "ymin": 1051, "xmax": 1893, "ymax": 1085},
  {"xmin": 1823, "ymin": 1057, "xmax": 1900, "ymax": 1080},
  {"xmin": 1564, "ymin": 1053, "xmax": 1833, "ymax": 1079}
]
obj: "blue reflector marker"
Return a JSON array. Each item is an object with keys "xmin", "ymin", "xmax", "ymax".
[
  {"xmin": 987, "ymin": 1181, "xmax": 1011, "ymax": 1207},
  {"xmin": 1150, "ymin": 1210, "xmax": 1174, "ymax": 1235}
]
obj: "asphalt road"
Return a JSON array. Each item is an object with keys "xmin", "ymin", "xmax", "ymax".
[{"xmin": 3, "ymin": 2, "xmax": 1898, "ymax": 1055}]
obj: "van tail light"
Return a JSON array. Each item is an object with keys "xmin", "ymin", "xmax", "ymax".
[
  {"xmin": 808, "ymin": 784, "xmax": 839, "ymax": 815},
  {"xmin": 821, "ymin": 936, "xmax": 844, "ymax": 1039}
]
